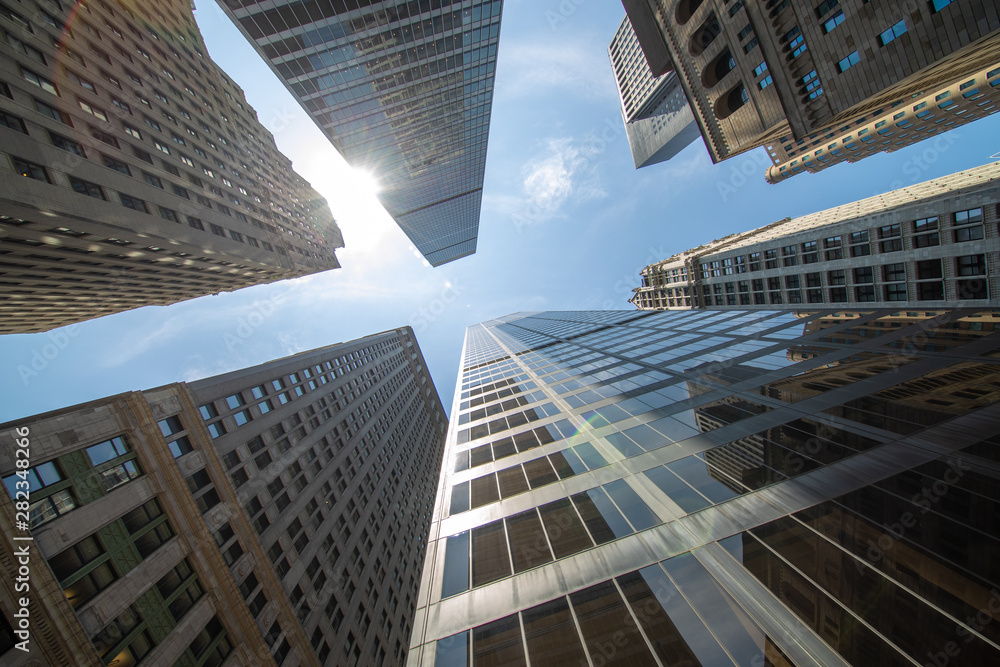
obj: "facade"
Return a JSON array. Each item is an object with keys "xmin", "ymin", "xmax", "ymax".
[
  {"xmin": 0, "ymin": 0, "xmax": 343, "ymax": 335},
  {"xmin": 0, "ymin": 328, "xmax": 447, "ymax": 667},
  {"xmin": 609, "ymin": 15, "xmax": 699, "ymax": 169},
  {"xmin": 620, "ymin": 0, "xmax": 1000, "ymax": 182},
  {"xmin": 217, "ymin": 0, "xmax": 504, "ymax": 267},
  {"xmin": 408, "ymin": 308, "xmax": 1000, "ymax": 666},
  {"xmin": 631, "ymin": 161, "xmax": 1000, "ymax": 310}
]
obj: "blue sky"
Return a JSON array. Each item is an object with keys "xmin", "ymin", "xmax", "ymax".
[{"xmin": 2, "ymin": 0, "xmax": 999, "ymax": 423}]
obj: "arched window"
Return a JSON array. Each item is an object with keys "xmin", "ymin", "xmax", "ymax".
[
  {"xmin": 715, "ymin": 83, "xmax": 748, "ymax": 119},
  {"xmin": 675, "ymin": 0, "xmax": 705, "ymax": 25},
  {"xmin": 689, "ymin": 14, "xmax": 722, "ymax": 57},
  {"xmin": 702, "ymin": 48, "xmax": 735, "ymax": 87}
]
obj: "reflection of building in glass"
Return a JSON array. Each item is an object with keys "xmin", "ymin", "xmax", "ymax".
[
  {"xmin": 409, "ymin": 309, "xmax": 1000, "ymax": 666},
  {"xmin": 632, "ymin": 163, "xmax": 1000, "ymax": 311},
  {"xmin": 0, "ymin": 329, "xmax": 446, "ymax": 666},
  {"xmin": 0, "ymin": 0, "xmax": 343, "ymax": 334},
  {"xmin": 217, "ymin": 1, "xmax": 504, "ymax": 266}
]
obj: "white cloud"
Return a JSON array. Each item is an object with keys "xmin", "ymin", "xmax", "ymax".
[{"xmin": 518, "ymin": 137, "xmax": 610, "ymax": 223}]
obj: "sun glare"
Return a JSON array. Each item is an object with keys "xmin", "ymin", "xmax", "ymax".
[{"xmin": 352, "ymin": 169, "xmax": 381, "ymax": 197}]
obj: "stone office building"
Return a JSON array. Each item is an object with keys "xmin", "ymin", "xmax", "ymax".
[
  {"xmin": 0, "ymin": 328, "xmax": 447, "ymax": 667},
  {"xmin": 631, "ymin": 162, "xmax": 1000, "ymax": 310},
  {"xmin": 407, "ymin": 308, "xmax": 1000, "ymax": 666},
  {"xmin": 620, "ymin": 0, "xmax": 1000, "ymax": 182},
  {"xmin": 0, "ymin": 0, "xmax": 343, "ymax": 334}
]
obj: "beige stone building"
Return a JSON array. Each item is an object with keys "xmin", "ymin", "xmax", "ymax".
[
  {"xmin": 621, "ymin": 0, "xmax": 1000, "ymax": 181},
  {"xmin": 631, "ymin": 162, "xmax": 1000, "ymax": 310}
]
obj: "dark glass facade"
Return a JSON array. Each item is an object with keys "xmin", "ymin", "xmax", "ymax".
[
  {"xmin": 409, "ymin": 309, "xmax": 1000, "ymax": 666},
  {"xmin": 219, "ymin": 0, "xmax": 503, "ymax": 266}
]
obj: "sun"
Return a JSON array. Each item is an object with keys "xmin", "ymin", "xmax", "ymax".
[{"xmin": 351, "ymin": 169, "xmax": 381, "ymax": 197}]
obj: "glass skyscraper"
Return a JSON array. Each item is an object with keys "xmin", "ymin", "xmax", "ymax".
[
  {"xmin": 218, "ymin": 0, "xmax": 503, "ymax": 266},
  {"xmin": 409, "ymin": 309, "xmax": 1000, "ymax": 666}
]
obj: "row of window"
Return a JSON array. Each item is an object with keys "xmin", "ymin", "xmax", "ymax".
[{"xmin": 698, "ymin": 208, "xmax": 989, "ymax": 277}]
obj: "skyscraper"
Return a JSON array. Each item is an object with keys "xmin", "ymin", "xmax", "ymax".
[
  {"xmin": 0, "ymin": 328, "xmax": 447, "ymax": 666},
  {"xmin": 620, "ymin": 0, "xmax": 1000, "ymax": 182},
  {"xmin": 609, "ymin": 15, "xmax": 699, "ymax": 169},
  {"xmin": 408, "ymin": 309, "xmax": 1000, "ymax": 666},
  {"xmin": 217, "ymin": 0, "xmax": 504, "ymax": 267},
  {"xmin": 0, "ymin": 0, "xmax": 343, "ymax": 334},
  {"xmin": 631, "ymin": 162, "xmax": 1000, "ymax": 310}
]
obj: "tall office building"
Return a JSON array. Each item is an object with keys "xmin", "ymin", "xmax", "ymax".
[
  {"xmin": 620, "ymin": 0, "xmax": 1000, "ymax": 182},
  {"xmin": 0, "ymin": 328, "xmax": 447, "ymax": 666},
  {"xmin": 609, "ymin": 15, "xmax": 699, "ymax": 169},
  {"xmin": 407, "ymin": 309, "xmax": 1000, "ymax": 666},
  {"xmin": 218, "ymin": 0, "xmax": 504, "ymax": 267},
  {"xmin": 0, "ymin": 0, "xmax": 343, "ymax": 335},
  {"xmin": 631, "ymin": 161, "xmax": 1000, "ymax": 310}
]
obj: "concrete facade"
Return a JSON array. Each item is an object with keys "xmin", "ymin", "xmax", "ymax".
[
  {"xmin": 0, "ymin": 328, "xmax": 447, "ymax": 666},
  {"xmin": 0, "ymin": 0, "xmax": 343, "ymax": 334},
  {"xmin": 631, "ymin": 162, "xmax": 1000, "ymax": 310}
]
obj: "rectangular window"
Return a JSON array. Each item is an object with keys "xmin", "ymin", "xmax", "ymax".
[
  {"xmin": 35, "ymin": 98, "xmax": 73, "ymax": 125},
  {"xmin": 50, "ymin": 132, "xmax": 87, "ymax": 157},
  {"xmin": 838, "ymin": 51, "xmax": 860, "ymax": 72},
  {"xmin": 101, "ymin": 154, "xmax": 131, "ymax": 176},
  {"xmin": 69, "ymin": 177, "xmax": 105, "ymax": 199},
  {"xmin": 879, "ymin": 20, "xmax": 907, "ymax": 45},
  {"xmin": 14, "ymin": 157, "xmax": 51, "ymax": 182},
  {"xmin": 119, "ymin": 194, "xmax": 148, "ymax": 213}
]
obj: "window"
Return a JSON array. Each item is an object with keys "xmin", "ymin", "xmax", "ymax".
[
  {"xmin": 69, "ymin": 177, "xmax": 105, "ymax": 199},
  {"xmin": 35, "ymin": 98, "xmax": 73, "ymax": 125},
  {"xmin": 838, "ymin": 51, "xmax": 860, "ymax": 72},
  {"xmin": 853, "ymin": 267, "xmax": 874, "ymax": 284},
  {"xmin": 188, "ymin": 216, "xmax": 205, "ymax": 231},
  {"xmin": 49, "ymin": 536, "xmax": 116, "ymax": 609},
  {"xmin": 119, "ymin": 194, "xmax": 148, "ymax": 213},
  {"xmin": 14, "ymin": 157, "xmax": 50, "ymax": 183},
  {"xmin": 828, "ymin": 269, "xmax": 846, "ymax": 286},
  {"xmin": 954, "ymin": 208, "xmax": 984, "ymax": 225},
  {"xmin": 86, "ymin": 436, "xmax": 142, "ymax": 491},
  {"xmin": 159, "ymin": 206, "xmax": 179, "ymax": 222},
  {"xmin": 123, "ymin": 123, "xmax": 142, "ymax": 139},
  {"xmin": 954, "ymin": 225, "xmax": 984, "ymax": 243},
  {"xmin": 884, "ymin": 284, "xmax": 907, "ymax": 301},
  {"xmin": 3, "ymin": 461, "xmax": 76, "ymax": 528},
  {"xmin": 90, "ymin": 127, "xmax": 119, "ymax": 149},
  {"xmin": 101, "ymin": 154, "xmax": 131, "ymax": 176},
  {"xmin": 879, "ymin": 20, "xmax": 907, "ymax": 46},
  {"xmin": 143, "ymin": 172, "xmax": 163, "ymax": 188},
  {"xmin": 822, "ymin": 10, "xmax": 844, "ymax": 33},
  {"xmin": 21, "ymin": 67, "xmax": 58, "ymax": 95},
  {"xmin": 956, "ymin": 254, "xmax": 986, "ymax": 277},
  {"xmin": 883, "ymin": 263, "xmax": 906, "ymax": 282}
]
